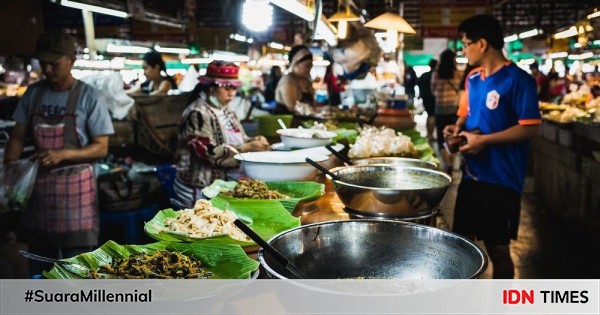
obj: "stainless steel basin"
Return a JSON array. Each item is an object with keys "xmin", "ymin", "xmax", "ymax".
[
  {"xmin": 352, "ymin": 157, "xmax": 437, "ymax": 170},
  {"xmin": 258, "ymin": 220, "xmax": 488, "ymax": 279},
  {"xmin": 330, "ymin": 165, "xmax": 451, "ymax": 218}
]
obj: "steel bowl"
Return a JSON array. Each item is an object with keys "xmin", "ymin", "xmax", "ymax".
[
  {"xmin": 330, "ymin": 165, "xmax": 451, "ymax": 218},
  {"xmin": 352, "ymin": 157, "xmax": 438, "ymax": 170},
  {"xmin": 258, "ymin": 220, "xmax": 488, "ymax": 279}
]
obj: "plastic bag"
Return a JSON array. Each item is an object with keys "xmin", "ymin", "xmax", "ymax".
[
  {"xmin": 0, "ymin": 158, "xmax": 39, "ymax": 213},
  {"xmin": 79, "ymin": 73, "xmax": 135, "ymax": 119}
]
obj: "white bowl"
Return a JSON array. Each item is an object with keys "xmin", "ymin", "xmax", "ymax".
[
  {"xmin": 234, "ymin": 151, "xmax": 329, "ymax": 181},
  {"xmin": 276, "ymin": 128, "xmax": 337, "ymax": 149}
]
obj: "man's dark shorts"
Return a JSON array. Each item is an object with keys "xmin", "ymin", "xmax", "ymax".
[{"xmin": 452, "ymin": 178, "xmax": 521, "ymax": 245}]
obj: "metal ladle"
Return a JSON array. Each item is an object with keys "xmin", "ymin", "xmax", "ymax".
[{"xmin": 233, "ymin": 219, "xmax": 306, "ymax": 279}]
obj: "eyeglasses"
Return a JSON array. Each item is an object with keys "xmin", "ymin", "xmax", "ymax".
[{"xmin": 461, "ymin": 39, "xmax": 478, "ymax": 49}]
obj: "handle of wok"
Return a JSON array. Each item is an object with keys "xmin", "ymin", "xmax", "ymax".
[
  {"xmin": 305, "ymin": 158, "xmax": 339, "ymax": 181},
  {"xmin": 325, "ymin": 145, "xmax": 353, "ymax": 166},
  {"xmin": 233, "ymin": 219, "xmax": 306, "ymax": 279}
]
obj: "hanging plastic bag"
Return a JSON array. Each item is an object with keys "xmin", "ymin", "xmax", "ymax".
[{"xmin": 0, "ymin": 158, "xmax": 39, "ymax": 213}]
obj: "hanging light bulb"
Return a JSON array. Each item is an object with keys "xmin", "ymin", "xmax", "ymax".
[{"xmin": 328, "ymin": 0, "xmax": 359, "ymax": 40}]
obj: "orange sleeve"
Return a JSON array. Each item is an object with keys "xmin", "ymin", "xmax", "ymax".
[
  {"xmin": 457, "ymin": 90, "xmax": 468, "ymax": 117},
  {"xmin": 519, "ymin": 119, "xmax": 542, "ymax": 125}
]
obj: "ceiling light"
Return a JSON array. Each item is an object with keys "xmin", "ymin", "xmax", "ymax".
[
  {"xmin": 312, "ymin": 60, "xmax": 331, "ymax": 67},
  {"xmin": 106, "ymin": 43, "xmax": 150, "ymax": 54},
  {"xmin": 181, "ymin": 58, "xmax": 214, "ymax": 64},
  {"xmin": 587, "ymin": 10, "xmax": 600, "ymax": 19},
  {"xmin": 518, "ymin": 28, "xmax": 542, "ymax": 39},
  {"xmin": 269, "ymin": 0, "xmax": 314, "ymax": 22},
  {"xmin": 61, "ymin": 0, "xmax": 128, "ymax": 18},
  {"xmin": 243, "ymin": 0, "xmax": 273, "ymax": 32},
  {"xmin": 268, "ymin": 42, "xmax": 284, "ymax": 49},
  {"xmin": 568, "ymin": 52, "xmax": 594, "ymax": 60},
  {"xmin": 504, "ymin": 34, "xmax": 518, "ymax": 42},
  {"xmin": 364, "ymin": 12, "xmax": 416, "ymax": 34},
  {"xmin": 549, "ymin": 52, "xmax": 568, "ymax": 58},
  {"xmin": 212, "ymin": 51, "xmax": 250, "ymax": 62},
  {"xmin": 328, "ymin": 0, "xmax": 360, "ymax": 22},
  {"xmin": 554, "ymin": 26, "xmax": 578, "ymax": 39},
  {"xmin": 154, "ymin": 45, "xmax": 190, "ymax": 55},
  {"xmin": 315, "ymin": 17, "xmax": 338, "ymax": 46}
]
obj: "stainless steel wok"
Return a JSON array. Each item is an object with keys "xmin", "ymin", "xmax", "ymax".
[
  {"xmin": 352, "ymin": 157, "xmax": 438, "ymax": 170},
  {"xmin": 330, "ymin": 165, "xmax": 451, "ymax": 218},
  {"xmin": 258, "ymin": 220, "xmax": 488, "ymax": 279}
]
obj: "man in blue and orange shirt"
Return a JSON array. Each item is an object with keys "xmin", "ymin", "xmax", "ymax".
[{"xmin": 444, "ymin": 15, "xmax": 541, "ymax": 279}]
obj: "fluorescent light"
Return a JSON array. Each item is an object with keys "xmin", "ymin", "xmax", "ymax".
[
  {"xmin": 518, "ymin": 58, "xmax": 536, "ymax": 65},
  {"xmin": 549, "ymin": 52, "xmax": 568, "ymax": 58},
  {"xmin": 456, "ymin": 57, "xmax": 468, "ymax": 64},
  {"xmin": 125, "ymin": 59, "xmax": 143, "ymax": 66},
  {"xmin": 504, "ymin": 34, "xmax": 518, "ymax": 42},
  {"xmin": 181, "ymin": 58, "xmax": 214, "ymax": 64},
  {"xmin": 337, "ymin": 20, "xmax": 348, "ymax": 39},
  {"xmin": 315, "ymin": 17, "xmax": 337, "ymax": 46},
  {"xmin": 554, "ymin": 26, "xmax": 578, "ymax": 39},
  {"xmin": 268, "ymin": 42, "xmax": 284, "ymax": 49},
  {"xmin": 106, "ymin": 43, "xmax": 150, "ymax": 54},
  {"xmin": 519, "ymin": 28, "xmax": 542, "ymax": 39},
  {"xmin": 387, "ymin": 29, "xmax": 398, "ymax": 50},
  {"xmin": 568, "ymin": 52, "xmax": 594, "ymax": 60},
  {"xmin": 312, "ymin": 60, "xmax": 331, "ymax": 67},
  {"xmin": 74, "ymin": 59, "xmax": 124, "ymax": 69},
  {"xmin": 154, "ymin": 45, "xmax": 190, "ymax": 55},
  {"xmin": 587, "ymin": 10, "xmax": 600, "ymax": 19},
  {"xmin": 269, "ymin": 0, "xmax": 314, "ymax": 21},
  {"xmin": 243, "ymin": 0, "xmax": 273, "ymax": 32},
  {"xmin": 212, "ymin": 52, "xmax": 250, "ymax": 62},
  {"xmin": 61, "ymin": 0, "xmax": 128, "ymax": 18}
]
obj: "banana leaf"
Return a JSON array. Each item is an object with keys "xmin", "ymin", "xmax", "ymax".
[
  {"xmin": 43, "ymin": 240, "xmax": 259, "ymax": 279},
  {"xmin": 202, "ymin": 179, "xmax": 325, "ymax": 213},
  {"xmin": 399, "ymin": 128, "xmax": 440, "ymax": 166},
  {"xmin": 144, "ymin": 199, "xmax": 300, "ymax": 245}
]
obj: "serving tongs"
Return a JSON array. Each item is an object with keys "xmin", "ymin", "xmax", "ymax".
[
  {"xmin": 233, "ymin": 219, "xmax": 307, "ymax": 279},
  {"xmin": 19, "ymin": 250, "xmax": 88, "ymax": 275},
  {"xmin": 325, "ymin": 144, "xmax": 353, "ymax": 166}
]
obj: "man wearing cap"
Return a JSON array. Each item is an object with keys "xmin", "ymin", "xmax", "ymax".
[
  {"xmin": 3, "ymin": 32, "xmax": 114, "ymax": 275},
  {"xmin": 175, "ymin": 61, "xmax": 269, "ymax": 204}
]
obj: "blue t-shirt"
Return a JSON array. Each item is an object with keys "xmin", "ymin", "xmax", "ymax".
[{"xmin": 462, "ymin": 63, "xmax": 541, "ymax": 193}]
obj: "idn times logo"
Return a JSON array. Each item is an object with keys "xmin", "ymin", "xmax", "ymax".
[{"xmin": 503, "ymin": 290, "xmax": 589, "ymax": 304}]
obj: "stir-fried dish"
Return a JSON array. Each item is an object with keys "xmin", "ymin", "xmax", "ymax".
[
  {"xmin": 165, "ymin": 199, "xmax": 250, "ymax": 242},
  {"xmin": 222, "ymin": 178, "xmax": 290, "ymax": 199},
  {"xmin": 90, "ymin": 250, "xmax": 212, "ymax": 279}
]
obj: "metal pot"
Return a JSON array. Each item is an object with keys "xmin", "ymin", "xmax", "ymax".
[
  {"xmin": 330, "ymin": 165, "xmax": 451, "ymax": 218},
  {"xmin": 258, "ymin": 220, "xmax": 488, "ymax": 279},
  {"xmin": 352, "ymin": 157, "xmax": 437, "ymax": 170}
]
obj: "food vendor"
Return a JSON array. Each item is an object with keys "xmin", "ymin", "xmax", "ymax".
[
  {"xmin": 174, "ymin": 61, "xmax": 269, "ymax": 204},
  {"xmin": 274, "ymin": 45, "xmax": 315, "ymax": 114},
  {"xmin": 3, "ymin": 32, "xmax": 114, "ymax": 276},
  {"xmin": 127, "ymin": 50, "xmax": 177, "ymax": 95}
]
